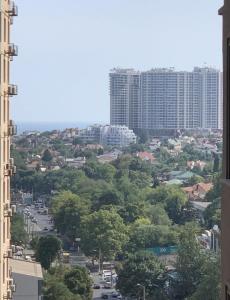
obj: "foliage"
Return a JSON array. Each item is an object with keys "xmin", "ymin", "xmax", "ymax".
[
  {"xmin": 127, "ymin": 223, "xmax": 178, "ymax": 252},
  {"xmin": 204, "ymin": 197, "xmax": 221, "ymax": 228},
  {"xmin": 147, "ymin": 185, "xmax": 187, "ymax": 224},
  {"xmin": 172, "ymin": 223, "xmax": 206, "ymax": 299},
  {"xmin": 42, "ymin": 149, "xmax": 53, "ymax": 162},
  {"xmin": 43, "ymin": 265, "xmax": 90, "ymax": 300},
  {"xmin": 35, "ymin": 235, "xmax": 62, "ymax": 269},
  {"xmin": 80, "ymin": 209, "xmax": 128, "ymax": 264},
  {"xmin": 116, "ymin": 251, "xmax": 166, "ymax": 299},
  {"xmin": 11, "ymin": 213, "xmax": 28, "ymax": 245},
  {"xmin": 64, "ymin": 266, "xmax": 92, "ymax": 299},
  {"xmin": 188, "ymin": 254, "xmax": 220, "ymax": 300},
  {"xmin": 52, "ymin": 191, "xmax": 90, "ymax": 241}
]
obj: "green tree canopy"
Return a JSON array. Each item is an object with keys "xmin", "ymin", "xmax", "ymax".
[
  {"xmin": 35, "ymin": 235, "xmax": 62, "ymax": 270},
  {"xmin": 116, "ymin": 251, "xmax": 166, "ymax": 299},
  {"xmin": 64, "ymin": 266, "xmax": 92, "ymax": 299},
  {"xmin": 80, "ymin": 209, "xmax": 128, "ymax": 265}
]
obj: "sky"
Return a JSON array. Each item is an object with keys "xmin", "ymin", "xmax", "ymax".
[{"xmin": 11, "ymin": 0, "xmax": 223, "ymax": 123}]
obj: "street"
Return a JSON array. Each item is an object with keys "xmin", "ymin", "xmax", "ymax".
[{"xmin": 91, "ymin": 272, "xmax": 117, "ymax": 300}]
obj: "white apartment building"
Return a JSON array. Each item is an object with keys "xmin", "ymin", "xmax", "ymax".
[
  {"xmin": 100, "ymin": 125, "xmax": 136, "ymax": 147},
  {"xmin": 79, "ymin": 124, "xmax": 102, "ymax": 143},
  {"xmin": 110, "ymin": 67, "xmax": 223, "ymax": 133}
]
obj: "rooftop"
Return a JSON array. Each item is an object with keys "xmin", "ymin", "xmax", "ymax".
[{"xmin": 10, "ymin": 259, "xmax": 43, "ymax": 279}]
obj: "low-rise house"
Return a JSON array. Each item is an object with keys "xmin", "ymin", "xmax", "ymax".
[
  {"xmin": 187, "ymin": 160, "xmax": 206, "ymax": 171},
  {"xmin": 183, "ymin": 182, "xmax": 213, "ymax": 201},
  {"xmin": 65, "ymin": 157, "xmax": 86, "ymax": 168},
  {"xmin": 136, "ymin": 151, "xmax": 156, "ymax": 163},
  {"xmin": 168, "ymin": 170, "xmax": 194, "ymax": 183},
  {"xmin": 149, "ymin": 138, "xmax": 161, "ymax": 151}
]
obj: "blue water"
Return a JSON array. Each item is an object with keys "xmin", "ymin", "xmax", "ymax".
[{"xmin": 16, "ymin": 121, "xmax": 95, "ymax": 134}]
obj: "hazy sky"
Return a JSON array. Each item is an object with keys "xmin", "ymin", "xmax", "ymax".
[{"xmin": 11, "ymin": 0, "xmax": 223, "ymax": 123}]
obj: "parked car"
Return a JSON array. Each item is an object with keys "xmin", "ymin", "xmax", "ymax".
[
  {"xmin": 101, "ymin": 293, "xmax": 109, "ymax": 299},
  {"xmin": 93, "ymin": 284, "xmax": 100, "ymax": 289}
]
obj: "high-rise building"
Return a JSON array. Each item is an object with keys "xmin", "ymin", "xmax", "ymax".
[
  {"xmin": 0, "ymin": 1, "xmax": 18, "ymax": 299},
  {"xmin": 110, "ymin": 67, "xmax": 223, "ymax": 133},
  {"xmin": 110, "ymin": 69, "xmax": 140, "ymax": 130},
  {"xmin": 219, "ymin": 1, "xmax": 230, "ymax": 299}
]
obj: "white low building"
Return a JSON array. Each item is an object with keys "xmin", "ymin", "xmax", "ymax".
[{"xmin": 100, "ymin": 125, "xmax": 136, "ymax": 147}]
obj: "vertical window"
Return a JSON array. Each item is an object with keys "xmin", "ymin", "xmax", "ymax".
[
  {"xmin": 3, "ymin": 221, "xmax": 5, "ymax": 243},
  {"xmin": 4, "ymin": 18, "xmax": 6, "ymax": 42},
  {"xmin": 3, "ymin": 262, "xmax": 5, "ymax": 284}
]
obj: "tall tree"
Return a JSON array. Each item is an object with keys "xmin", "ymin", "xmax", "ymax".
[
  {"xmin": 80, "ymin": 209, "xmax": 128, "ymax": 268},
  {"xmin": 35, "ymin": 235, "xmax": 62, "ymax": 270},
  {"xmin": 116, "ymin": 251, "xmax": 166, "ymax": 299}
]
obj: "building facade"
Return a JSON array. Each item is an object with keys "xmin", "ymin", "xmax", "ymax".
[
  {"xmin": 219, "ymin": 1, "xmax": 230, "ymax": 299},
  {"xmin": 110, "ymin": 69, "xmax": 140, "ymax": 130},
  {"xmin": 0, "ymin": 1, "xmax": 18, "ymax": 299},
  {"xmin": 100, "ymin": 125, "xmax": 136, "ymax": 147},
  {"xmin": 110, "ymin": 67, "xmax": 223, "ymax": 133}
]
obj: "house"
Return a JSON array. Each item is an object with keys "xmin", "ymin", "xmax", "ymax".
[
  {"xmin": 136, "ymin": 151, "xmax": 156, "ymax": 163},
  {"xmin": 187, "ymin": 160, "xmax": 206, "ymax": 171},
  {"xmin": 183, "ymin": 182, "xmax": 213, "ymax": 201}
]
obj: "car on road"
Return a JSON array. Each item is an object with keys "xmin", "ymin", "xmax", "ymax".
[
  {"xmin": 101, "ymin": 293, "xmax": 109, "ymax": 299},
  {"xmin": 93, "ymin": 284, "xmax": 100, "ymax": 289},
  {"xmin": 111, "ymin": 292, "xmax": 122, "ymax": 299},
  {"xmin": 43, "ymin": 227, "xmax": 49, "ymax": 231},
  {"xmin": 103, "ymin": 283, "xmax": 112, "ymax": 289}
]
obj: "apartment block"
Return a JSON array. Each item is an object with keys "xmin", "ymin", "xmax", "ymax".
[
  {"xmin": 110, "ymin": 69, "xmax": 140, "ymax": 130},
  {"xmin": 100, "ymin": 125, "xmax": 136, "ymax": 147},
  {"xmin": 110, "ymin": 67, "xmax": 223, "ymax": 133},
  {"xmin": 0, "ymin": 1, "xmax": 18, "ymax": 299}
]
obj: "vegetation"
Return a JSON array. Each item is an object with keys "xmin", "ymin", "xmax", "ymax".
[
  {"xmin": 35, "ymin": 235, "xmax": 62, "ymax": 269},
  {"xmin": 43, "ymin": 265, "xmax": 92, "ymax": 300},
  {"xmin": 11, "ymin": 213, "xmax": 28, "ymax": 245}
]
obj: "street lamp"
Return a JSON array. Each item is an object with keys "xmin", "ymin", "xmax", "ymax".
[{"xmin": 137, "ymin": 283, "xmax": 146, "ymax": 300}]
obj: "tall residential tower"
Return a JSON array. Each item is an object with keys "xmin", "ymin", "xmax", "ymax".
[
  {"xmin": 0, "ymin": 1, "xmax": 18, "ymax": 299},
  {"xmin": 110, "ymin": 67, "xmax": 223, "ymax": 133}
]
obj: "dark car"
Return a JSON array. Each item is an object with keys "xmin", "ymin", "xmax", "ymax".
[
  {"xmin": 93, "ymin": 284, "xmax": 100, "ymax": 289},
  {"xmin": 101, "ymin": 294, "xmax": 109, "ymax": 299}
]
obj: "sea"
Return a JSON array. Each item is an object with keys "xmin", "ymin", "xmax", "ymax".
[{"xmin": 16, "ymin": 121, "xmax": 100, "ymax": 134}]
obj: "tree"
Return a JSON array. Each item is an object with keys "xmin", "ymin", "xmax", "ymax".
[
  {"xmin": 52, "ymin": 191, "xmax": 90, "ymax": 241},
  {"xmin": 64, "ymin": 266, "xmax": 92, "ymax": 299},
  {"xmin": 172, "ymin": 223, "xmax": 206, "ymax": 299},
  {"xmin": 43, "ymin": 281, "xmax": 81, "ymax": 300},
  {"xmin": 127, "ymin": 224, "xmax": 178, "ymax": 252},
  {"xmin": 188, "ymin": 254, "xmax": 220, "ymax": 300},
  {"xmin": 11, "ymin": 213, "xmax": 28, "ymax": 245},
  {"xmin": 42, "ymin": 149, "xmax": 53, "ymax": 162},
  {"xmin": 35, "ymin": 235, "xmax": 62, "ymax": 269},
  {"xmin": 80, "ymin": 209, "xmax": 128, "ymax": 268},
  {"xmin": 147, "ymin": 186, "xmax": 187, "ymax": 224},
  {"xmin": 187, "ymin": 175, "xmax": 204, "ymax": 186},
  {"xmin": 116, "ymin": 251, "xmax": 166, "ymax": 299}
]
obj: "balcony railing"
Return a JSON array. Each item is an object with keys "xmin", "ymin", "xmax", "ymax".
[
  {"xmin": 8, "ymin": 84, "xmax": 18, "ymax": 96},
  {"xmin": 5, "ymin": 44, "xmax": 18, "ymax": 57},
  {"xmin": 7, "ymin": 2, "xmax": 18, "ymax": 17},
  {"xmin": 8, "ymin": 120, "xmax": 17, "ymax": 136}
]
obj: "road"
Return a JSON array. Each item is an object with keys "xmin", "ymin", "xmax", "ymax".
[
  {"xmin": 91, "ymin": 272, "xmax": 117, "ymax": 300},
  {"xmin": 18, "ymin": 204, "xmax": 53, "ymax": 237}
]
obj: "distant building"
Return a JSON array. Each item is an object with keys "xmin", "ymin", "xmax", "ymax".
[
  {"xmin": 110, "ymin": 69, "xmax": 140, "ymax": 130},
  {"xmin": 79, "ymin": 124, "xmax": 102, "ymax": 143},
  {"xmin": 136, "ymin": 151, "xmax": 156, "ymax": 163},
  {"xmin": 110, "ymin": 67, "xmax": 223, "ymax": 134},
  {"xmin": 100, "ymin": 125, "xmax": 136, "ymax": 147}
]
